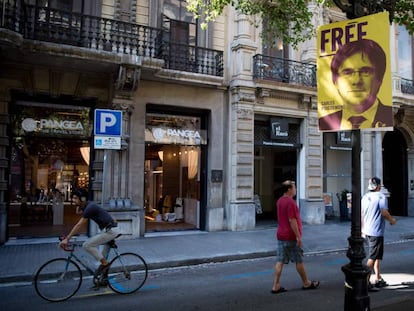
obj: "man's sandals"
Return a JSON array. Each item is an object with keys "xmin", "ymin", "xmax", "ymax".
[
  {"xmin": 271, "ymin": 280, "xmax": 320, "ymax": 294},
  {"xmin": 270, "ymin": 287, "xmax": 287, "ymax": 294},
  {"xmin": 302, "ymin": 280, "xmax": 320, "ymax": 290}
]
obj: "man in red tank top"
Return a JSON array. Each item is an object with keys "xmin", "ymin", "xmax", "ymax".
[{"xmin": 271, "ymin": 180, "xmax": 320, "ymax": 294}]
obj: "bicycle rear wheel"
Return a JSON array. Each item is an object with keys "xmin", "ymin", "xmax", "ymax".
[
  {"xmin": 34, "ymin": 258, "xmax": 82, "ymax": 302},
  {"xmin": 107, "ymin": 252, "xmax": 148, "ymax": 294}
]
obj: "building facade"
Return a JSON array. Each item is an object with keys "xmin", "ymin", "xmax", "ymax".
[{"xmin": 0, "ymin": 1, "xmax": 413, "ymax": 244}]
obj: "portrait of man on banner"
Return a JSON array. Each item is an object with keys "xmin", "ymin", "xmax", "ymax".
[{"xmin": 317, "ymin": 12, "xmax": 393, "ymax": 132}]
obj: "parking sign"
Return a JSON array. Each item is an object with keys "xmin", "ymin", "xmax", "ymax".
[
  {"xmin": 94, "ymin": 109, "xmax": 122, "ymax": 136},
  {"xmin": 94, "ymin": 109, "xmax": 122, "ymax": 149}
]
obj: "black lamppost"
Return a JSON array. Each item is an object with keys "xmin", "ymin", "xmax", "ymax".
[
  {"xmin": 330, "ymin": 2, "xmax": 397, "ymax": 311},
  {"xmin": 341, "ymin": 130, "xmax": 370, "ymax": 311}
]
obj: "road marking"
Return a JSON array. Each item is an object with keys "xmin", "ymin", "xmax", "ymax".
[
  {"xmin": 141, "ymin": 284, "xmax": 160, "ymax": 290},
  {"xmin": 222, "ymin": 270, "xmax": 273, "ymax": 279},
  {"xmin": 0, "ymin": 281, "xmax": 32, "ymax": 288},
  {"xmin": 399, "ymin": 249, "xmax": 414, "ymax": 255},
  {"xmin": 324, "ymin": 258, "xmax": 348, "ymax": 266},
  {"xmin": 73, "ymin": 284, "xmax": 161, "ymax": 299}
]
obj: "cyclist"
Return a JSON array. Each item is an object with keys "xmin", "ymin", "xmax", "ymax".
[{"xmin": 59, "ymin": 188, "xmax": 121, "ymax": 276}]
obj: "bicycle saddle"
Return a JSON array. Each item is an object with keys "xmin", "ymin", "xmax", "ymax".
[{"xmin": 107, "ymin": 233, "xmax": 123, "ymax": 248}]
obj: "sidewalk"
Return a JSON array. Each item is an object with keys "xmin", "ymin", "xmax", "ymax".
[{"xmin": 1, "ymin": 217, "xmax": 413, "ymax": 284}]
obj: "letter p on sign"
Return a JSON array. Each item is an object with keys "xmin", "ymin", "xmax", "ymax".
[{"xmin": 94, "ymin": 109, "xmax": 122, "ymax": 136}]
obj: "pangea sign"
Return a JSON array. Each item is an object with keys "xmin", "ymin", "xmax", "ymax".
[
  {"xmin": 13, "ymin": 103, "xmax": 91, "ymax": 138},
  {"xmin": 21, "ymin": 118, "xmax": 88, "ymax": 136},
  {"xmin": 146, "ymin": 126, "xmax": 207, "ymax": 145},
  {"xmin": 21, "ymin": 118, "xmax": 85, "ymax": 134}
]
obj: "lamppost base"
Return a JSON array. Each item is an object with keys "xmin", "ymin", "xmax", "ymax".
[{"xmin": 342, "ymin": 264, "xmax": 371, "ymax": 311}]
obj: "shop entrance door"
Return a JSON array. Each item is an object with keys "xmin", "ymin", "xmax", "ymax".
[
  {"xmin": 144, "ymin": 108, "xmax": 208, "ymax": 233},
  {"xmin": 8, "ymin": 137, "xmax": 90, "ymax": 238},
  {"xmin": 254, "ymin": 146, "xmax": 297, "ymax": 224},
  {"xmin": 144, "ymin": 144, "xmax": 201, "ymax": 232},
  {"xmin": 383, "ymin": 129, "xmax": 408, "ymax": 216}
]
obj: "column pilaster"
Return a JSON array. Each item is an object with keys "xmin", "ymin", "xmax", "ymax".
[{"xmin": 227, "ymin": 87, "xmax": 256, "ymax": 231}]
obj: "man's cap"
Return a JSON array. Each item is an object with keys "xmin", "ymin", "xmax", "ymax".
[{"xmin": 368, "ymin": 177, "xmax": 381, "ymax": 191}]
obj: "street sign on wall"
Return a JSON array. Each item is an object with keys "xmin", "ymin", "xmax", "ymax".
[{"xmin": 94, "ymin": 109, "xmax": 122, "ymax": 149}]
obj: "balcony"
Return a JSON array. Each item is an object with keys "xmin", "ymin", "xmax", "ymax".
[
  {"xmin": 401, "ymin": 78, "xmax": 414, "ymax": 95},
  {"xmin": 0, "ymin": 1, "xmax": 223, "ymax": 77},
  {"xmin": 253, "ymin": 54, "xmax": 316, "ymax": 88},
  {"xmin": 158, "ymin": 41, "xmax": 223, "ymax": 77}
]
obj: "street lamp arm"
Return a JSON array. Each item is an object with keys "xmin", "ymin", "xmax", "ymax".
[
  {"xmin": 332, "ymin": 0, "xmax": 396, "ymax": 21},
  {"xmin": 332, "ymin": 0, "xmax": 353, "ymax": 18}
]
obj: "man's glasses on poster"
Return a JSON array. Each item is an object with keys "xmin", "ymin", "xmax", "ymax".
[{"xmin": 339, "ymin": 67, "xmax": 375, "ymax": 79}]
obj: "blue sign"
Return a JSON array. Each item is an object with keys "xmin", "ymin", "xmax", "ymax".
[{"xmin": 94, "ymin": 109, "xmax": 122, "ymax": 136}]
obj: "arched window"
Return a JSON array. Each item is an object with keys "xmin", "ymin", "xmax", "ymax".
[{"xmin": 262, "ymin": 17, "xmax": 288, "ymax": 59}]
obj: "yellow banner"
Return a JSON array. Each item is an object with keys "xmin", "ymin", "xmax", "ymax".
[{"xmin": 317, "ymin": 12, "xmax": 392, "ymax": 131}]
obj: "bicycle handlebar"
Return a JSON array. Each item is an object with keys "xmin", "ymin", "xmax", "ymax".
[{"xmin": 59, "ymin": 236, "xmax": 77, "ymax": 252}]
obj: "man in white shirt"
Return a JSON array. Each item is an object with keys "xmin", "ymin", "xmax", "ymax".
[{"xmin": 361, "ymin": 177, "xmax": 397, "ymax": 291}]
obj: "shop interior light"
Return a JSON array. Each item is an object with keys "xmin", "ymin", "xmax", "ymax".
[
  {"xmin": 80, "ymin": 147, "xmax": 90, "ymax": 165},
  {"xmin": 188, "ymin": 148, "xmax": 198, "ymax": 179},
  {"xmin": 158, "ymin": 151, "xmax": 164, "ymax": 162}
]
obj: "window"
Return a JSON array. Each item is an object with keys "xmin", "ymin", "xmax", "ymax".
[
  {"xmin": 32, "ymin": 0, "xmax": 82, "ymax": 12},
  {"xmin": 162, "ymin": 0, "xmax": 197, "ymax": 45},
  {"xmin": 162, "ymin": 0, "xmax": 211, "ymax": 48},
  {"xmin": 163, "ymin": 0, "xmax": 194, "ymax": 23},
  {"xmin": 116, "ymin": 0, "xmax": 135, "ymax": 23},
  {"xmin": 398, "ymin": 25, "xmax": 413, "ymax": 80},
  {"xmin": 262, "ymin": 17, "xmax": 288, "ymax": 59}
]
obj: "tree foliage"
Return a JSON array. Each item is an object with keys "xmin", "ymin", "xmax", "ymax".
[
  {"xmin": 394, "ymin": 0, "xmax": 414, "ymax": 34},
  {"xmin": 185, "ymin": 0, "xmax": 414, "ymax": 49}
]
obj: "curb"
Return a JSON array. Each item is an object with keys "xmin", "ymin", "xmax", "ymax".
[
  {"xmin": 0, "ymin": 248, "xmax": 350, "ymax": 285},
  {"xmin": 2, "ymin": 234, "xmax": 413, "ymax": 285}
]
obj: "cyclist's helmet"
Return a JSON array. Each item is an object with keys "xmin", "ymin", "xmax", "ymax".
[{"xmin": 72, "ymin": 188, "xmax": 88, "ymax": 202}]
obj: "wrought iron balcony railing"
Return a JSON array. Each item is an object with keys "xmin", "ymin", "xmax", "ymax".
[
  {"xmin": 401, "ymin": 78, "xmax": 414, "ymax": 95},
  {"xmin": 253, "ymin": 54, "xmax": 316, "ymax": 88},
  {"xmin": 158, "ymin": 41, "xmax": 224, "ymax": 77},
  {"xmin": 0, "ymin": 0, "xmax": 224, "ymax": 77},
  {"xmin": 1, "ymin": 1, "xmax": 161, "ymax": 57}
]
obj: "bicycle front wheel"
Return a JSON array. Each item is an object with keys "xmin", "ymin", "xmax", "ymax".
[
  {"xmin": 107, "ymin": 252, "xmax": 148, "ymax": 294},
  {"xmin": 34, "ymin": 258, "xmax": 82, "ymax": 302}
]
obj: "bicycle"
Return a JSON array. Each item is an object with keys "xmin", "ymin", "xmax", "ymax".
[{"xmin": 34, "ymin": 235, "xmax": 148, "ymax": 302}]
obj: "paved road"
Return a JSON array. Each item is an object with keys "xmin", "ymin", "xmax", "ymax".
[{"xmin": 1, "ymin": 240, "xmax": 413, "ymax": 311}]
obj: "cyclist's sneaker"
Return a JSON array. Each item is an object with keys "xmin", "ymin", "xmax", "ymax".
[
  {"xmin": 100, "ymin": 278, "xmax": 109, "ymax": 286},
  {"xmin": 374, "ymin": 278, "xmax": 388, "ymax": 288},
  {"xmin": 95, "ymin": 263, "xmax": 110, "ymax": 276}
]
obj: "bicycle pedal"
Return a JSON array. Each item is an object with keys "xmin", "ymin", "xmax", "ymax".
[
  {"xmin": 100, "ymin": 279, "xmax": 109, "ymax": 286},
  {"xmin": 90, "ymin": 281, "xmax": 108, "ymax": 290},
  {"xmin": 90, "ymin": 285, "xmax": 102, "ymax": 291}
]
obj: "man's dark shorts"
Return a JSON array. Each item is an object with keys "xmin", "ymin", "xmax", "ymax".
[
  {"xmin": 366, "ymin": 235, "xmax": 384, "ymax": 260},
  {"xmin": 276, "ymin": 240, "xmax": 304, "ymax": 264}
]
